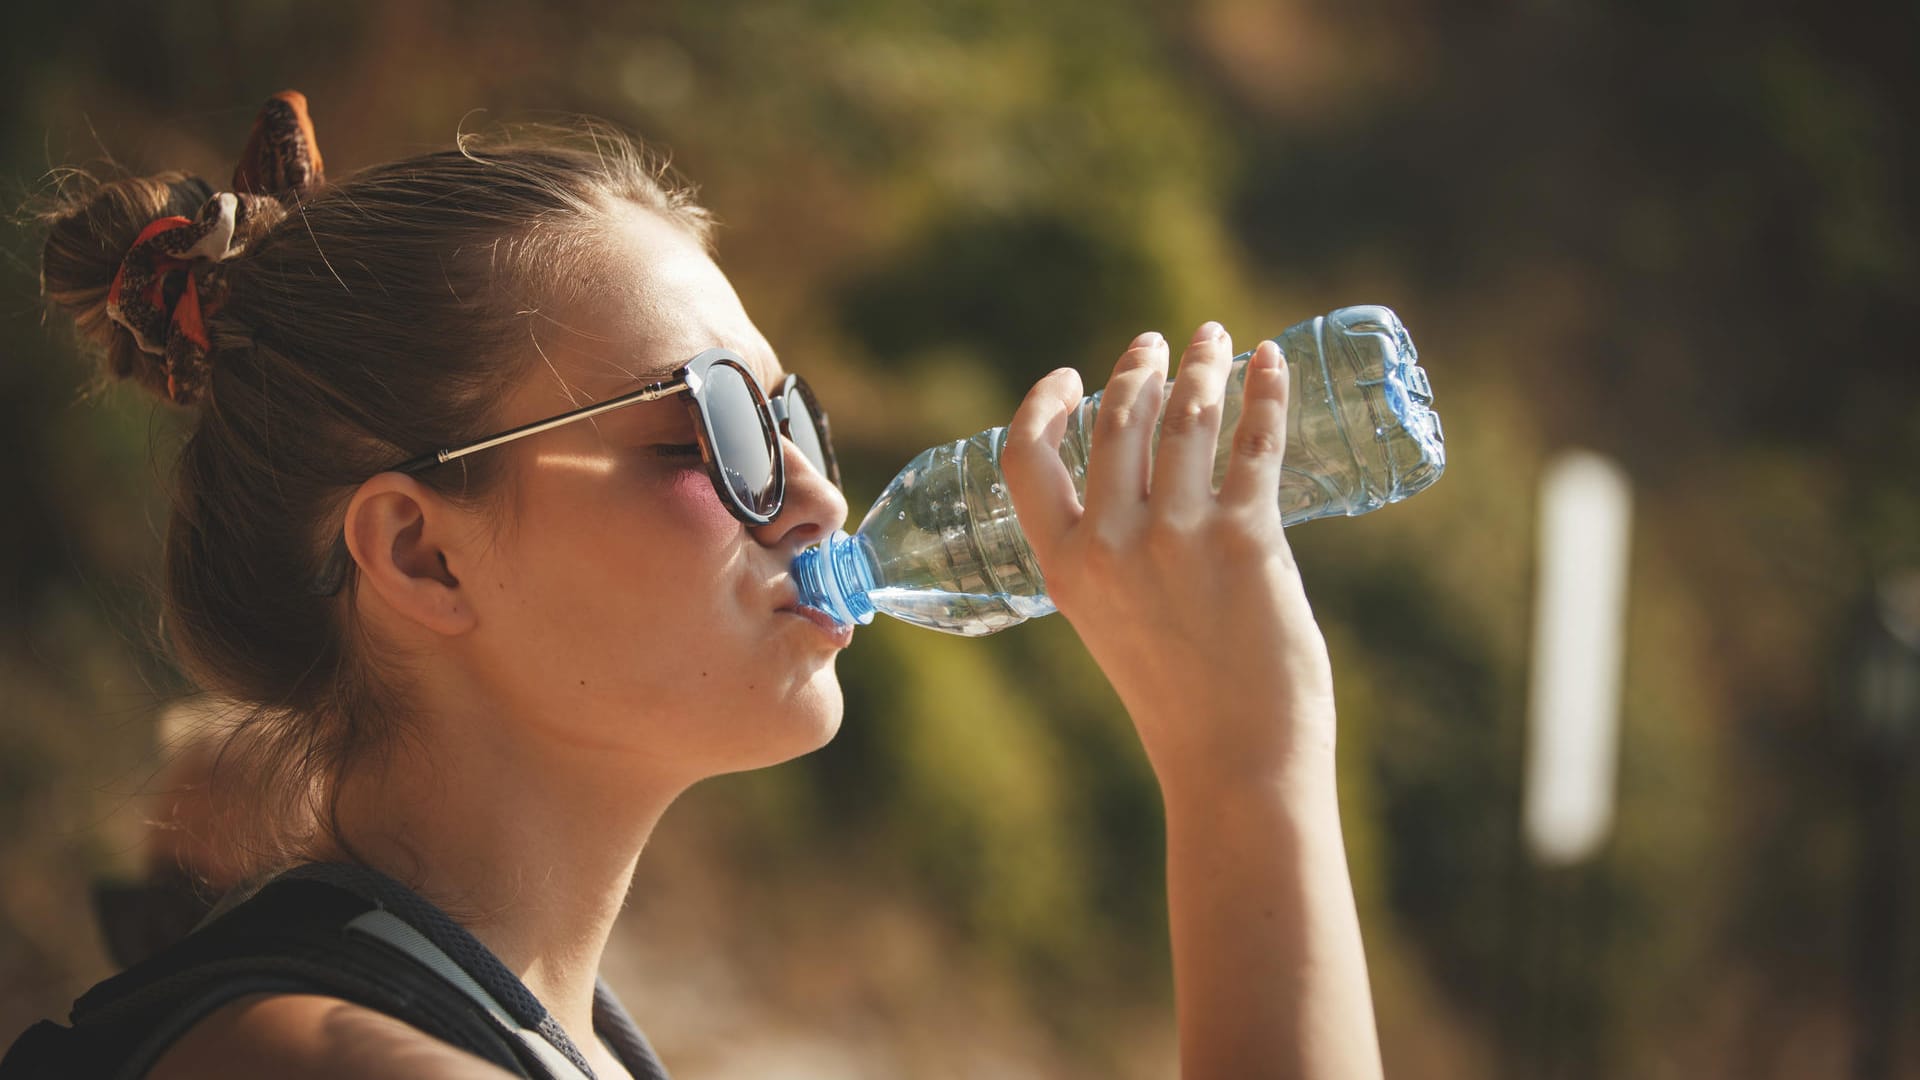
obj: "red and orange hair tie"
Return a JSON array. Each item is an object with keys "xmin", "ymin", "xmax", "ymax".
[{"xmin": 104, "ymin": 90, "xmax": 326, "ymax": 406}]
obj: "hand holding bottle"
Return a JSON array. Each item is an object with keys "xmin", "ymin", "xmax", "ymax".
[
  {"xmin": 999, "ymin": 321, "xmax": 1338, "ymax": 788},
  {"xmin": 1001, "ymin": 322, "xmax": 1385, "ymax": 1079}
]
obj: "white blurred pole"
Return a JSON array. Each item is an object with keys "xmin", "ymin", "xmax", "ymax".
[{"xmin": 1523, "ymin": 451, "xmax": 1633, "ymax": 866}]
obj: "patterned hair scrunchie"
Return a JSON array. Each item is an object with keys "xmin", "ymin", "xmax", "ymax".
[{"xmin": 103, "ymin": 90, "xmax": 326, "ymax": 407}]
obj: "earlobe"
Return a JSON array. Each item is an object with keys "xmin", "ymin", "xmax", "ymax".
[{"xmin": 342, "ymin": 478, "xmax": 477, "ymax": 637}]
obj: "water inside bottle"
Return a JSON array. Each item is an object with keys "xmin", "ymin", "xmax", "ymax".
[{"xmin": 867, "ymin": 586, "xmax": 1058, "ymax": 637}]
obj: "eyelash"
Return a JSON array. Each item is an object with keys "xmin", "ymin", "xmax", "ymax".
[{"xmin": 653, "ymin": 442, "xmax": 703, "ymax": 460}]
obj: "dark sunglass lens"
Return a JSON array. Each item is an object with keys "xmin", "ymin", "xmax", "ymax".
[
  {"xmin": 705, "ymin": 364, "xmax": 778, "ymax": 514},
  {"xmin": 786, "ymin": 395, "xmax": 832, "ymax": 482}
]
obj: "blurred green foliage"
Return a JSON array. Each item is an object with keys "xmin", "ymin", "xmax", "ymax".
[{"xmin": 3, "ymin": 0, "xmax": 1917, "ymax": 1076}]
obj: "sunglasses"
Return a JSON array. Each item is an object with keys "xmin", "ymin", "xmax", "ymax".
[{"xmin": 308, "ymin": 347, "xmax": 840, "ymax": 597}]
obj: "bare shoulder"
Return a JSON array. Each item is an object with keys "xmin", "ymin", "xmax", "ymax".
[{"xmin": 146, "ymin": 993, "xmax": 515, "ymax": 1080}]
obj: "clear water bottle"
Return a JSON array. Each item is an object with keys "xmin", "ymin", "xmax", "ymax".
[{"xmin": 793, "ymin": 305, "xmax": 1445, "ymax": 636}]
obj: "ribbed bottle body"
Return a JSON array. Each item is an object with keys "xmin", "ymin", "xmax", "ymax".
[{"xmin": 794, "ymin": 305, "xmax": 1444, "ymax": 636}]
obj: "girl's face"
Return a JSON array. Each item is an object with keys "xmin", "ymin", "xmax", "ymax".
[{"xmin": 452, "ymin": 204, "xmax": 852, "ymax": 783}]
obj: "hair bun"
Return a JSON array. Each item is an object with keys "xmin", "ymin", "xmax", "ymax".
[
  {"xmin": 38, "ymin": 171, "xmax": 220, "ymax": 403},
  {"xmin": 36, "ymin": 91, "xmax": 326, "ymax": 407}
]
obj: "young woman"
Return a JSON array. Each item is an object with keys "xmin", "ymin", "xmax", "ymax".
[{"xmin": 18, "ymin": 92, "xmax": 1382, "ymax": 1079}]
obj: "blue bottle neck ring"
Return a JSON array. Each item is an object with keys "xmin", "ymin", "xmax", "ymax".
[{"xmin": 791, "ymin": 529, "xmax": 877, "ymax": 627}]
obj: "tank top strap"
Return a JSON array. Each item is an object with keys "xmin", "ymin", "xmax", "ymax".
[{"xmin": 276, "ymin": 862, "xmax": 670, "ymax": 1079}]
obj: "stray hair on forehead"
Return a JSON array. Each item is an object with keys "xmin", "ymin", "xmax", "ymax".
[{"xmin": 516, "ymin": 200, "xmax": 748, "ymax": 403}]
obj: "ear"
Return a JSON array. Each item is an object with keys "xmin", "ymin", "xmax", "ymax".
[{"xmin": 342, "ymin": 473, "xmax": 479, "ymax": 637}]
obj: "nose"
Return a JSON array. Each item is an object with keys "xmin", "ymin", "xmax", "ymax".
[{"xmin": 755, "ymin": 435, "xmax": 848, "ymax": 553}]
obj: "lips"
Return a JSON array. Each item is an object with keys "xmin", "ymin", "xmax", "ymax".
[
  {"xmin": 780, "ymin": 602, "xmax": 855, "ymax": 648},
  {"xmin": 774, "ymin": 570, "xmax": 854, "ymax": 647}
]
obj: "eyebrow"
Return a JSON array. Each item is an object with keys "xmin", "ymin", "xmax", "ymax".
[
  {"xmin": 591, "ymin": 345, "xmax": 683, "ymax": 385},
  {"xmin": 584, "ymin": 346, "xmax": 787, "ymax": 401}
]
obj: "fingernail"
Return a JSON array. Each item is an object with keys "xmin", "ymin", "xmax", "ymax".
[
  {"xmin": 1195, "ymin": 321, "xmax": 1224, "ymax": 343},
  {"xmin": 1254, "ymin": 340, "xmax": 1283, "ymax": 368},
  {"xmin": 1131, "ymin": 330, "xmax": 1164, "ymax": 348}
]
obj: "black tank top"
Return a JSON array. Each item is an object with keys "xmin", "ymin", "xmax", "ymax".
[{"xmin": 0, "ymin": 861, "xmax": 671, "ymax": 1080}]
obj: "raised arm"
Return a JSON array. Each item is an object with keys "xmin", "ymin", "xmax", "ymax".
[{"xmin": 1000, "ymin": 323, "xmax": 1384, "ymax": 1080}]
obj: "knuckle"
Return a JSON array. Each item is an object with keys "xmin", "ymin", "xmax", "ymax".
[
  {"xmin": 1081, "ymin": 528, "xmax": 1130, "ymax": 574},
  {"xmin": 1206, "ymin": 512, "xmax": 1272, "ymax": 559},
  {"xmin": 1100, "ymin": 403, "xmax": 1138, "ymax": 431},
  {"xmin": 1159, "ymin": 399, "xmax": 1217, "ymax": 437},
  {"xmin": 1233, "ymin": 427, "xmax": 1285, "ymax": 459},
  {"xmin": 1143, "ymin": 516, "xmax": 1197, "ymax": 558}
]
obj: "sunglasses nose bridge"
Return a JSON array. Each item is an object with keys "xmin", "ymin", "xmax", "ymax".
[{"xmin": 706, "ymin": 367, "xmax": 839, "ymax": 526}]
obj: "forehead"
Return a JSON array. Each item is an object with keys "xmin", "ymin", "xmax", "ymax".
[{"xmin": 547, "ymin": 204, "xmax": 785, "ymax": 397}]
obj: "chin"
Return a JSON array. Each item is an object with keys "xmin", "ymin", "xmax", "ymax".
[
  {"xmin": 707, "ymin": 670, "xmax": 843, "ymax": 777},
  {"xmin": 789, "ymin": 674, "xmax": 846, "ymax": 755}
]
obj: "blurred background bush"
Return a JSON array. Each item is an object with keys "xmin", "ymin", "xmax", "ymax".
[{"xmin": 2, "ymin": 1, "xmax": 1916, "ymax": 1076}]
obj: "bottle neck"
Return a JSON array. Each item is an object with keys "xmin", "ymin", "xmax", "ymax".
[{"xmin": 792, "ymin": 529, "xmax": 877, "ymax": 626}]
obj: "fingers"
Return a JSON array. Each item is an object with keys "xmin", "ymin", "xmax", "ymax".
[
  {"xmin": 1218, "ymin": 340, "xmax": 1290, "ymax": 511},
  {"xmin": 1001, "ymin": 365, "xmax": 1087, "ymax": 561},
  {"xmin": 1150, "ymin": 322, "xmax": 1235, "ymax": 519},
  {"xmin": 1083, "ymin": 331, "xmax": 1169, "ymax": 516}
]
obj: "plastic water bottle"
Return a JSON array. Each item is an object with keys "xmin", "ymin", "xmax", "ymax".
[{"xmin": 793, "ymin": 305, "xmax": 1445, "ymax": 637}]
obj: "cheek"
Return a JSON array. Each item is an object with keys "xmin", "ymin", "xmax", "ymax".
[{"xmin": 661, "ymin": 466, "xmax": 742, "ymax": 537}]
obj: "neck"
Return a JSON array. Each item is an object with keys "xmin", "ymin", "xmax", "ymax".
[{"xmin": 321, "ymin": 707, "xmax": 688, "ymax": 1046}]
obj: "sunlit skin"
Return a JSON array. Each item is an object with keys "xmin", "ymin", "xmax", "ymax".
[
  {"xmin": 429, "ymin": 207, "xmax": 853, "ymax": 781},
  {"xmin": 154, "ymin": 202, "xmax": 1383, "ymax": 1079},
  {"xmin": 1001, "ymin": 328, "xmax": 1382, "ymax": 1078},
  {"xmin": 156, "ymin": 203, "xmax": 851, "ymax": 1080}
]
